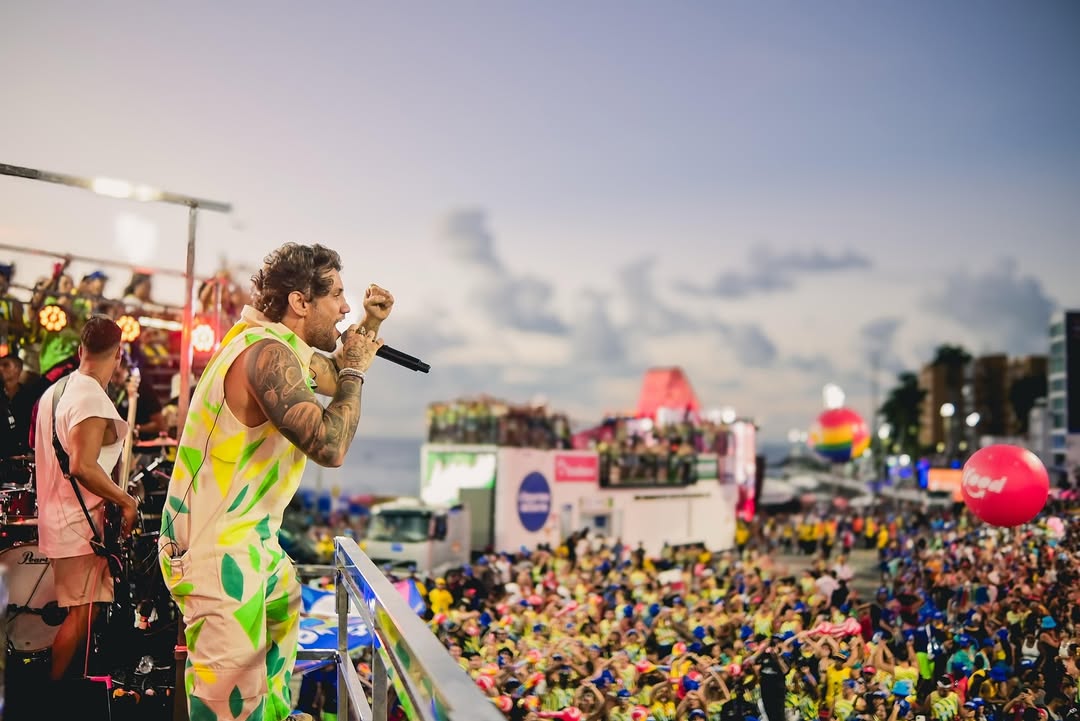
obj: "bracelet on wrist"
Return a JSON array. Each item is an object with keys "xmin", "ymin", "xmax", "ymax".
[{"xmin": 338, "ymin": 367, "xmax": 365, "ymax": 384}]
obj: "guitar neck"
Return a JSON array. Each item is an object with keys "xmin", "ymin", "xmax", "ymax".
[{"xmin": 118, "ymin": 384, "xmax": 138, "ymax": 489}]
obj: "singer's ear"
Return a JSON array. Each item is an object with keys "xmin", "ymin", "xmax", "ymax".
[{"xmin": 287, "ymin": 289, "xmax": 309, "ymax": 317}]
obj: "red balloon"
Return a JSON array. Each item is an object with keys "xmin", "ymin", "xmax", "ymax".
[{"xmin": 961, "ymin": 444, "xmax": 1049, "ymax": 527}]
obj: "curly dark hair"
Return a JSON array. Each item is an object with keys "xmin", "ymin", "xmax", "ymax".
[{"xmin": 250, "ymin": 243, "xmax": 343, "ymax": 322}]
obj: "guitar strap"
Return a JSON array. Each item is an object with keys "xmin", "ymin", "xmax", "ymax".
[{"xmin": 50, "ymin": 374, "xmax": 109, "ymax": 557}]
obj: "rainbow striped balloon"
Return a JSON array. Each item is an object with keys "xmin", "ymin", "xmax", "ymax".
[{"xmin": 809, "ymin": 407, "xmax": 870, "ymax": 463}]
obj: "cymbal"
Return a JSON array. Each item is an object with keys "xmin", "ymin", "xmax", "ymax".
[
  {"xmin": 4, "ymin": 454, "xmax": 34, "ymax": 463},
  {"xmin": 3, "ymin": 518, "xmax": 38, "ymax": 526},
  {"xmin": 135, "ymin": 437, "xmax": 179, "ymax": 448}
]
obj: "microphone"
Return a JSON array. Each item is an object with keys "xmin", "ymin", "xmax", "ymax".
[{"xmin": 376, "ymin": 344, "xmax": 431, "ymax": 373}]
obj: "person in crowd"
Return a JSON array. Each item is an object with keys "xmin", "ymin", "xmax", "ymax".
[{"xmin": 121, "ymin": 271, "xmax": 154, "ymax": 310}]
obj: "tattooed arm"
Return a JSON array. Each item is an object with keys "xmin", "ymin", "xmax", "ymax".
[
  {"xmin": 308, "ymin": 353, "xmax": 342, "ymax": 396},
  {"xmin": 246, "ymin": 337, "xmax": 376, "ymax": 467}
]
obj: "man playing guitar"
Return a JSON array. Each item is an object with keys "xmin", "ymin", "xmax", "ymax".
[{"xmin": 33, "ymin": 315, "xmax": 139, "ymax": 694}]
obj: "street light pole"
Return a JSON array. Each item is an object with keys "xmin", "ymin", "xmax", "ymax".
[
  {"xmin": 940, "ymin": 403, "xmax": 956, "ymax": 462},
  {"xmin": 965, "ymin": 412, "xmax": 981, "ymax": 457}
]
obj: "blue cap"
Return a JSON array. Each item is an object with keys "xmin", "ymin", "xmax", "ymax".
[
  {"xmin": 83, "ymin": 270, "xmax": 108, "ymax": 282},
  {"xmin": 693, "ymin": 626, "xmax": 707, "ymax": 639}
]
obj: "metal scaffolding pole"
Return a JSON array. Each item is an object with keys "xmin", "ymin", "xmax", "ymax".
[{"xmin": 0, "ymin": 162, "xmax": 232, "ymax": 429}]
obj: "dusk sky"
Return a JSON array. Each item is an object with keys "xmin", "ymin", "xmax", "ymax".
[{"xmin": 2, "ymin": 2, "xmax": 1079, "ymax": 442}]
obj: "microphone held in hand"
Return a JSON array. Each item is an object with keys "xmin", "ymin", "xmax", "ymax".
[{"xmin": 376, "ymin": 344, "xmax": 430, "ymax": 373}]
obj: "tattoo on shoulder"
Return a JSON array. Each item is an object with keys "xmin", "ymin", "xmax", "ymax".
[{"xmin": 249, "ymin": 341, "xmax": 311, "ymax": 405}]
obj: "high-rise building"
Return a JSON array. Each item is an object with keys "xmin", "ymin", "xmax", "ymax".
[
  {"xmin": 1049, "ymin": 311, "xmax": 1080, "ymax": 474},
  {"xmin": 918, "ymin": 364, "xmax": 950, "ymax": 448},
  {"xmin": 969, "ymin": 354, "xmax": 1009, "ymax": 438}
]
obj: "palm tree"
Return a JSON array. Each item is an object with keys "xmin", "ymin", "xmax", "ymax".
[{"xmin": 931, "ymin": 344, "xmax": 972, "ymax": 392}]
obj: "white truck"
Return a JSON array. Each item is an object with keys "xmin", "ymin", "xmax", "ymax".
[{"xmin": 359, "ymin": 498, "xmax": 471, "ymax": 576}]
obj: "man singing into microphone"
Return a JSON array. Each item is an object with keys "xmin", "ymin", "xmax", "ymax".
[{"xmin": 159, "ymin": 243, "xmax": 393, "ymax": 721}]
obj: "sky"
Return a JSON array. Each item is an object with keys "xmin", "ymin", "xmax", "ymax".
[{"xmin": 2, "ymin": 2, "xmax": 1079, "ymax": 443}]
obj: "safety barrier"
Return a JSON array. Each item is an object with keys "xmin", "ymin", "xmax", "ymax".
[{"xmin": 295, "ymin": 537, "xmax": 505, "ymax": 721}]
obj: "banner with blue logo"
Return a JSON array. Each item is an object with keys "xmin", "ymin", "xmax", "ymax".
[
  {"xmin": 295, "ymin": 582, "xmax": 427, "ymax": 674},
  {"xmin": 295, "ymin": 615, "xmax": 373, "ymax": 674},
  {"xmin": 517, "ymin": 471, "xmax": 551, "ymax": 532}
]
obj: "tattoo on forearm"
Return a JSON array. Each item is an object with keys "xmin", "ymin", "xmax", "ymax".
[
  {"xmin": 248, "ymin": 341, "xmax": 362, "ymax": 465},
  {"xmin": 309, "ymin": 353, "xmax": 341, "ymax": 395}
]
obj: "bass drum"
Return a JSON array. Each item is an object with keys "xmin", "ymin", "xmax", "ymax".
[{"xmin": 0, "ymin": 543, "xmax": 66, "ymax": 653}]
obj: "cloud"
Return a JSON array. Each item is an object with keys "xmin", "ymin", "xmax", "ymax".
[
  {"xmin": 617, "ymin": 258, "xmax": 702, "ymax": 334},
  {"xmin": 754, "ymin": 247, "xmax": 872, "ymax": 274},
  {"xmin": 923, "ymin": 259, "xmax": 1056, "ymax": 354},
  {"xmin": 856, "ymin": 316, "xmax": 909, "ymax": 374},
  {"xmin": 442, "ymin": 209, "xmax": 501, "ymax": 270},
  {"xmin": 680, "ymin": 268, "xmax": 794, "ymax": 299},
  {"xmin": 786, "ymin": 354, "xmax": 835, "ymax": 375},
  {"xmin": 859, "ymin": 317, "xmax": 902, "ymax": 351},
  {"xmin": 717, "ymin": 322, "xmax": 779, "ymax": 367},
  {"xmin": 486, "ymin": 274, "xmax": 568, "ymax": 334},
  {"xmin": 440, "ymin": 209, "xmax": 568, "ymax": 334},
  {"xmin": 676, "ymin": 244, "xmax": 873, "ymax": 299},
  {"xmin": 571, "ymin": 290, "xmax": 626, "ymax": 365},
  {"xmin": 381, "ymin": 306, "xmax": 466, "ymax": 360}
]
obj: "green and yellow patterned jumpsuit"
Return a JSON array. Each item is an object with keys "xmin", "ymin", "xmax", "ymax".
[{"xmin": 160, "ymin": 308, "xmax": 314, "ymax": 721}]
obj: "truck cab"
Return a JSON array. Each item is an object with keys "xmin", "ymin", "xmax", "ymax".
[{"xmin": 360, "ymin": 499, "xmax": 470, "ymax": 577}]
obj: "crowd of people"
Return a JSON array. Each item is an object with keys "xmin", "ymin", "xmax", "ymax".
[
  {"xmin": 427, "ymin": 397, "xmax": 573, "ymax": 449},
  {"xmin": 0, "ymin": 260, "xmax": 251, "ymax": 467},
  {"xmin": 582, "ymin": 415, "xmax": 740, "ymax": 487},
  {"xmin": 425, "ymin": 402, "xmax": 746, "ymax": 488},
  {"xmin": 349, "ymin": 503, "xmax": 1080, "ymax": 721}
]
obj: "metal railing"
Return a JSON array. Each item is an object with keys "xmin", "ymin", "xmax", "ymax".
[{"xmin": 296, "ymin": 537, "xmax": 504, "ymax": 721}]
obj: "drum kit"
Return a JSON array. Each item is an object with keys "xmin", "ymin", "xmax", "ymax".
[{"xmin": 0, "ymin": 438, "xmax": 181, "ymax": 719}]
